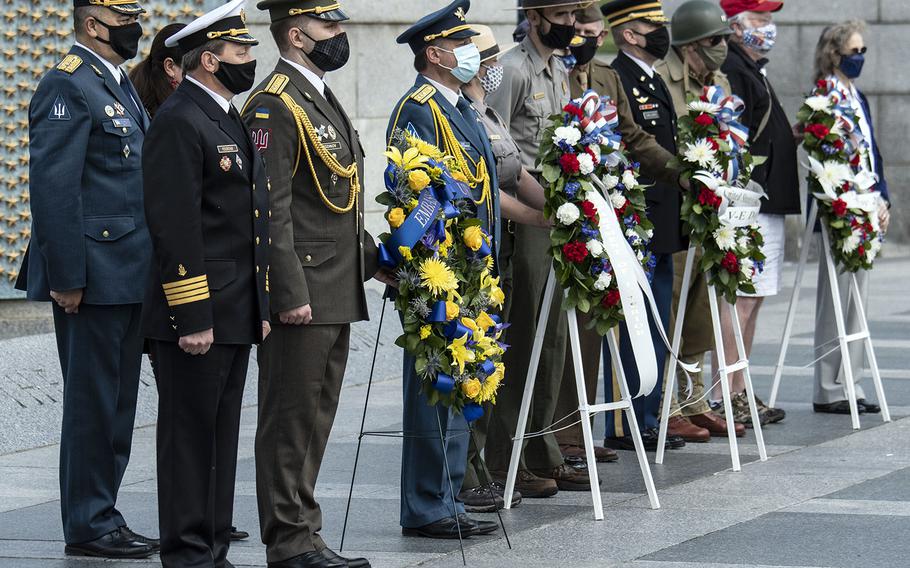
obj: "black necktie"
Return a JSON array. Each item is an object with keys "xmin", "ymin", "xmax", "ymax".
[
  {"xmin": 118, "ymin": 69, "xmax": 142, "ymax": 119},
  {"xmin": 456, "ymin": 97, "xmax": 485, "ymax": 141}
]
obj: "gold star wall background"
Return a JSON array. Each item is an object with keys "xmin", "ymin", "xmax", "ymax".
[{"xmin": 0, "ymin": 1, "xmax": 208, "ymax": 296}]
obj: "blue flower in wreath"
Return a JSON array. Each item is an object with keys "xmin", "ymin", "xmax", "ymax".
[
  {"xmin": 564, "ymin": 181, "xmax": 580, "ymax": 198},
  {"xmin": 580, "ymin": 222, "xmax": 599, "ymax": 240}
]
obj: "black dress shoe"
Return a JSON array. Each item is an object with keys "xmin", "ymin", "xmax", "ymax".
[
  {"xmin": 321, "ymin": 546, "xmax": 371, "ymax": 568},
  {"xmin": 458, "ymin": 513, "xmax": 497, "ymax": 536},
  {"xmin": 605, "ymin": 429, "xmax": 684, "ymax": 452},
  {"xmin": 858, "ymin": 399, "xmax": 881, "ymax": 413},
  {"xmin": 231, "ymin": 526, "xmax": 250, "ymax": 541},
  {"xmin": 814, "ymin": 400, "xmax": 867, "ymax": 414},
  {"xmin": 120, "ymin": 526, "xmax": 160, "ymax": 551},
  {"xmin": 402, "ymin": 516, "xmax": 469, "ymax": 539},
  {"xmin": 64, "ymin": 528, "xmax": 154, "ymax": 559},
  {"xmin": 268, "ymin": 551, "xmax": 334, "ymax": 568}
]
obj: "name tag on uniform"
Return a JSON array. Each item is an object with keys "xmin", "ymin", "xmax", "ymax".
[
  {"xmin": 218, "ymin": 144, "xmax": 239, "ymax": 154},
  {"xmin": 643, "ymin": 110, "xmax": 661, "ymax": 120},
  {"xmin": 323, "ymin": 142, "xmax": 342, "ymax": 151},
  {"xmin": 111, "ymin": 117, "xmax": 132, "ymax": 128},
  {"xmin": 533, "ymin": 92, "xmax": 545, "ymax": 100},
  {"xmin": 489, "ymin": 134, "xmax": 502, "ymax": 141}
]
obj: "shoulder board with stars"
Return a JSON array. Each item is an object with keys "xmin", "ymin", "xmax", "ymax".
[
  {"xmin": 56, "ymin": 55, "xmax": 82, "ymax": 75},
  {"xmin": 409, "ymin": 84, "xmax": 436, "ymax": 105},
  {"xmin": 264, "ymin": 74, "xmax": 289, "ymax": 96}
]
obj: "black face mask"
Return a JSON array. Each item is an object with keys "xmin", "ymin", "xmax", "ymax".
[
  {"xmin": 213, "ymin": 57, "xmax": 257, "ymax": 94},
  {"xmin": 94, "ymin": 19, "xmax": 143, "ymax": 61},
  {"xmin": 537, "ymin": 12, "xmax": 576, "ymax": 49},
  {"xmin": 635, "ymin": 27, "xmax": 670, "ymax": 60},
  {"xmin": 570, "ymin": 35, "xmax": 599, "ymax": 67},
  {"xmin": 302, "ymin": 30, "xmax": 350, "ymax": 72}
]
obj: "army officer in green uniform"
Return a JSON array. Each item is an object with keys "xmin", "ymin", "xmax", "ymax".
[{"xmin": 242, "ymin": 1, "xmax": 391, "ymax": 567}]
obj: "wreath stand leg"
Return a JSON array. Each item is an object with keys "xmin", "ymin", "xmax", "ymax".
[
  {"xmin": 341, "ymin": 299, "xmax": 494, "ymax": 566},
  {"xmin": 768, "ymin": 201, "xmax": 890, "ymax": 429},
  {"xmin": 502, "ymin": 268, "xmax": 660, "ymax": 519},
  {"xmin": 707, "ymin": 282, "xmax": 768, "ymax": 471},
  {"xmin": 656, "ymin": 245, "xmax": 696, "ymax": 465}
]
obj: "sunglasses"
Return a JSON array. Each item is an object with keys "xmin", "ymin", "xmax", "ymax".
[
  {"xmin": 705, "ymin": 34, "xmax": 728, "ymax": 47},
  {"xmin": 843, "ymin": 46, "xmax": 868, "ymax": 55}
]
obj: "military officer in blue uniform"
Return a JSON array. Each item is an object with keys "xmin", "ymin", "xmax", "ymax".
[
  {"xmin": 140, "ymin": 1, "xmax": 270, "ymax": 566},
  {"xmin": 386, "ymin": 0, "xmax": 501, "ymax": 540},
  {"xmin": 16, "ymin": 0, "xmax": 156, "ymax": 559}
]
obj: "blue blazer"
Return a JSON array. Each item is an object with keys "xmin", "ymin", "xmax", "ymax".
[
  {"xmin": 17, "ymin": 45, "xmax": 152, "ymax": 304},
  {"xmin": 387, "ymin": 75, "xmax": 501, "ymax": 255},
  {"xmin": 858, "ymin": 89, "xmax": 889, "ymax": 202}
]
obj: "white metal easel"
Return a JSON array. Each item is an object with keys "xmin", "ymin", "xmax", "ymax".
[
  {"xmin": 501, "ymin": 268, "xmax": 660, "ymax": 520},
  {"xmin": 656, "ymin": 245, "xmax": 768, "ymax": 470},
  {"xmin": 767, "ymin": 201, "xmax": 890, "ymax": 429}
]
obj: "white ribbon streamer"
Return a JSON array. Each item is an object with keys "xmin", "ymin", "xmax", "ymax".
[{"xmin": 588, "ymin": 176, "xmax": 700, "ymax": 398}]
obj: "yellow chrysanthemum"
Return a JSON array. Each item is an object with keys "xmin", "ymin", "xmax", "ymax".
[
  {"xmin": 419, "ymin": 258, "xmax": 458, "ymax": 296},
  {"xmin": 480, "ymin": 363, "xmax": 505, "ymax": 402},
  {"xmin": 408, "ymin": 169, "xmax": 431, "ymax": 191},
  {"xmin": 388, "ymin": 207, "xmax": 405, "ymax": 228},
  {"xmin": 463, "ymin": 226, "xmax": 483, "ymax": 251},
  {"xmin": 448, "ymin": 333, "xmax": 475, "ymax": 374},
  {"xmin": 406, "ymin": 135, "xmax": 445, "ymax": 159},
  {"xmin": 398, "ymin": 246, "xmax": 413, "ymax": 262},
  {"xmin": 384, "ymin": 146, "xmax": 428, "ymax": 171},
  {"xmin": 419, "ymin": 324, "xmax": 432, "ymax": 339},
  {"xmin": 461, "ymin": 377, "xmax": 482, "ymax": 399},
  {"xmin": 445, "ymin": 301, "xmax": 459, "ymax": 321}
]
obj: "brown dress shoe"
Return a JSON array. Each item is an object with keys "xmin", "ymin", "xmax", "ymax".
[
  {"xmin": 688, "ymin": 411, "xmax": 746, "ymax": 438},
  {"xmin": 560, "ymin": 444, "xmax": 619, "ymax": 463},
  {"xmin": 667, "ymin": 415, "xmax": 710, "ymax": 443},
  {"xmin": 491, "ymin": 469, "xmax": 558, "ymax": 498},
  {"xmin": 531, "ymin": 463, "xmax": 591, "ymax": 491}
]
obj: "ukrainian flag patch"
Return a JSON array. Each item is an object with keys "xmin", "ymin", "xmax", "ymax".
[{"xmin": 254, "ymin": 107, "xmax": 270, "ymax": 120}]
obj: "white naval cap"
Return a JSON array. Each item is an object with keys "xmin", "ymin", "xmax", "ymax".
[{"xmin": 166, "ymin": 0, "xmax": 258, "ymax": 51}]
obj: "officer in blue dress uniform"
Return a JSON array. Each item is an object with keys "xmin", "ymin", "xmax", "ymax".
[
  {"xmin": 16, "ymin": 0, "xmax": 157, "ymax": 559},
  {"xmin": 386, "ymin": 0, "xmax": 501, "ymax": 540},
  {"xmin": 140, "ymin": 1, "xmax": 270, "ymax": 565}
]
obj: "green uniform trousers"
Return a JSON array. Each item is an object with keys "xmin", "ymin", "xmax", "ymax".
[
  {"xmin": 256, "ymin": 322, "xmax": 351, "ymax": 563},
  {"xmin": 484, "ymin": 224, "xmax": 567, "ymax": 475}
]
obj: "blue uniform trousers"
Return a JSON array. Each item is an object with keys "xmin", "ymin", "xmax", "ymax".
[
  {"xmin": 603, "ymin": 253, "xmax": 673, "ymax": 437},
  {"xmin": 399, "ymin": 350, "xmax": 468, "ymax": 528},
  {"xmin": 52, "ymin": 302, "xmax": 143, "ymax": 544}
]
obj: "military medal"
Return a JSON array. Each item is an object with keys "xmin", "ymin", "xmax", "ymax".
[
  {"xmin": 235, "ymin": 154, "xmax": 243, "ymax": 170},
  {"xmin": 104, "ymin": 105, "xmax": 115, "ymax": 117},
  {"xmin": 327, "ymin": 125, "xmax": 337, "ymax": 140},
  {"xmin": 114, "ymin": 102, "xmax": 125, "ymax": 116},
  {"xmin": 220, "ymin": 155, "xmax": 232, "ymax": 171}
]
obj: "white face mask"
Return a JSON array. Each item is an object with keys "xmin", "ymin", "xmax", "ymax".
[
  {"xmin": 479, "ymin": 63, "xmax": 504, "ymax": 94},
  {"xmin": 742, "ymin": 22, "xmax": 777, "ymax": 54},
  {"xmin": 437, "ymin": 43, "xmax": 481, "ymax": 83}
]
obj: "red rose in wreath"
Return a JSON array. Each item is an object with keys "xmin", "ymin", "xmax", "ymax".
[
  {"xmin": 562, "ymin": 241, "xmax": 589, "ymax": 264},
  {"xmin": 721, "ymin": 251, "xmax": 740, "ymax": 274},
  {"xmin": 805, "ymin": 123, "xmax": 830, "ymax": 140},
  {"xmin": 831, "ymin": 198, "xmax": 848, "ymax": 217},
  {"xmin": 697, "ymin": 187, "xmax": 722, "ymax": 209},
  {"xmin": 694, "ymin": 113, "xmax": 714, "ymax": 127},
  {"xmin": 559, "ymin": 153, "xmax": 580, "ymax": 174},
  {"xmin": 581, "ymin": 200, "xmax": 598, "ymax": 220},
  {"xmin": 602, "ymin": 288, "xmax": 621, "ymax": 307}
]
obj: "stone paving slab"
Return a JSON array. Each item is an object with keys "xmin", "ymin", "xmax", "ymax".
[{"xmin": 1, "ymin": 258, "xmax": 909, "ymax": 567}]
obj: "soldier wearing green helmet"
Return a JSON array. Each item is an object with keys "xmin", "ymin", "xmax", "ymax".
[{"xmin": 653, "ymin": 0, "xmax": 749, "ymax": 441}]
